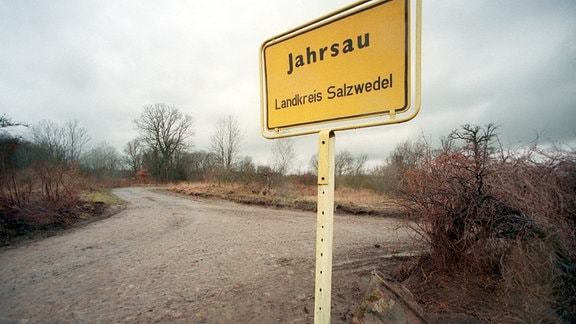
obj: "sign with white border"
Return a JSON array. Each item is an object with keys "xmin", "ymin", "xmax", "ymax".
[{"xmin": 260, "ymin": 0, "xmax": 420, "ymax": 138}]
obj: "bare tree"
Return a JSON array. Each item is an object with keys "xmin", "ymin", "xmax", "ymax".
[
  {"xmin": 352, "ymin": 153, "xmax": 368, "ymax": 175},
  {"xmin": 271, "ymin": 138, "xmax": 295, "ymax": 176},
  {"xmin": 30, "ymin": 119, "xmax": 90, "ymax": 166},
  {"xmin": 182, "ymin": 150, "xmax": 214, "ymax": 181},
  {"xmin": 387, "ymin": 139, "xmax": 427, "ymax": 171},
  {"xmin": 30, "ymin": 120, "xmax": 65, "ymax": 162},
  {"xmin": 63, "ymin": 119, "xmax": 90, "ymax": 165},
  {"xmin": 123, "ymin": 139, "xmax": 144, "ymax": 175},
  {"xmin": 81, "ymin": 142, "xmax": 121, "ymax": 178},
  {"xmin": 309, "ymin": 153, "xmax": 318, "ymax": 175},
  {"xmin": 310, "ymin": 150, "xmax": 367, "ymax": 177},
  {"xmin": 1, "ymin": 114, "xmax": 28, "ymax": 171},
  {"xmin": 0, "ymin": 114, "xmax": 27, "ymax": 130},
  {"xmin": 133, "ymin": 103, "xmax": 194, "ymax": 182},
  {"xmin": 335, "ymin": 150, "xmax": 354, "ymax": 176},
  {"xmin": 334, "ymin": 150, "xmax": 368, "ymax": 176},
  {"xmin": 209, "ymin": 115, "xmax": 242, "ymax": 172}
]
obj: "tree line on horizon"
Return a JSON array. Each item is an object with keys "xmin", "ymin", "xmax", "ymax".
[{"xmin": 0, "ymin": 103, "xmax": 417, "ymax": 192}]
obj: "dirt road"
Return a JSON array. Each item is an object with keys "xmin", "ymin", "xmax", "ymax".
[{"xmin": 0, "ymin": 187, "xmax": 414, "ymax": 323}]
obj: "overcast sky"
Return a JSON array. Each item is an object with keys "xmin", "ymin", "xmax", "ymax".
[{"xmin": 1, "ymin": 0, "xmax": 575, "ymax": 172}]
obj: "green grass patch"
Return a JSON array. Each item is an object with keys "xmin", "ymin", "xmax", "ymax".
[{"xmin": 82, "ymin": 189, "xmax": 125, "ymax": 205}]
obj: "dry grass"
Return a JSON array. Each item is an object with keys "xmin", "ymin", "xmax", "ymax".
[
  {"xmin": 168, "ymin": 181, "xmax": 405, "ymax": 217},
  {"xmin": 81, "ymin": 189, "xmax": 124, "ymax": 205},
  {"xmin": 335, "ymin": 187, "xmax": 392, "ymax": 204}
]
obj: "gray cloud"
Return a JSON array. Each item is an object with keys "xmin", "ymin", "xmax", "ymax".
[{"xmin": 1, "ymin": 0, "xmax": 574, "ymax": 171}]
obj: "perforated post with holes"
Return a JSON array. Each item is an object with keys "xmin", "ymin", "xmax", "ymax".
[{"xmin": 314, "ymin": 130, "xmax": 335, "ymax": 324}]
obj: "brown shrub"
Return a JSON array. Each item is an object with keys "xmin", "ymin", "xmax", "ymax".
[
  {"xmin": 0, "ymin": 162, "xmax": 86, "ymax": 241},
  {"xmin": 399, "ymin": 124, "xmax": 576, "ymax": 320}
]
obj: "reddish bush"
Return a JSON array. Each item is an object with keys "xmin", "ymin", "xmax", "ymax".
[
  {"xmin": 136, "ymin": 167, "xmax": 150, "ymax": 184},
  {"xmin": 0, "ymin": 162, "xmax": 86, "ymax": 241},
  {"xmin": 399, "ymin": 124, "xmax": 576, "ymax": 321}
]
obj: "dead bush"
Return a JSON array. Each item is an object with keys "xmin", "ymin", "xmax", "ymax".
[
  {"xmin": 399, "ymin": 124, "xmax": 576, "ymax": 320},
  {"xmin": 33, "ymin": 162, "xmax": 83, "ymax": 209},
  {"xmin": 0, "ymin": 162, "xmax": 86, "ymax": 241}
]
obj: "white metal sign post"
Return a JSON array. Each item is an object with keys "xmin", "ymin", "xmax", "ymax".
[
  {"xmin": 315, "ymin": 130, "xmax": 335, "ymax": 322},
  {"xmin": 260, "ymin": 0, "xmax": 421, "ymax": 322}
]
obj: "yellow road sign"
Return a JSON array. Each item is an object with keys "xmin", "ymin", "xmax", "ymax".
[
  {"xmin": 260, "ymin": 1, "xmax": 422, "ymax": 322},
  {"xmin": 260, "ymin": 0, "xmax": 419, "ymax": 138}
]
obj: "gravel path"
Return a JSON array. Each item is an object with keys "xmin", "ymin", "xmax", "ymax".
[{"xmin": 0, "ymin": 187, "xmax": 414, "ymax": 323}]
